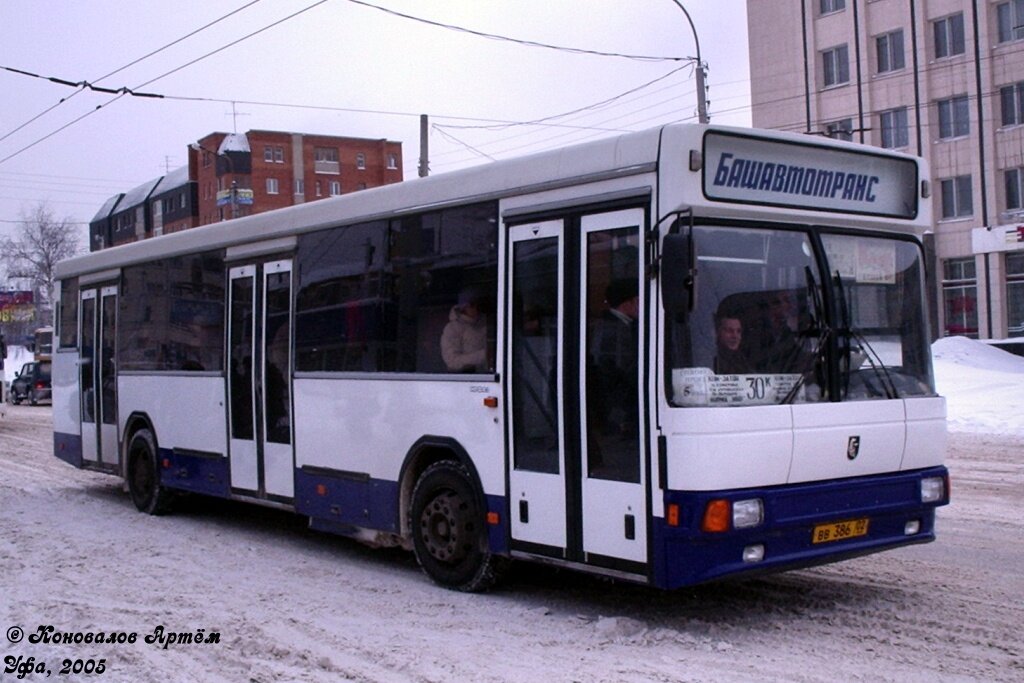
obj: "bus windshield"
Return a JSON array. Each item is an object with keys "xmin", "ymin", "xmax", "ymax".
[{"xmin": 665, "ymin": 224, "xmax": 935, "ymax": 407}]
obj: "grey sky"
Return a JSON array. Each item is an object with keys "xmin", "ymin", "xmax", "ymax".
[{"xmin": 0, "ymin": 0, "xmax": 751, "ymax": 245}]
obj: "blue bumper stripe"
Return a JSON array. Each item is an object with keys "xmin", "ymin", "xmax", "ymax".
[{"xmin": 653, "ymin": 466, "xmax": 949, "ymax": 589}]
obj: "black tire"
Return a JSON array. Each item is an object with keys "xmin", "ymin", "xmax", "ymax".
[
  {"xmin": 29, "ymin": 390, "xmax": 37, "ymax": 406},
  {"xmin": 410, "ymin": 461, "xmax": 507, "ymax": 592},
  {"xmin": 126, "ymin": 428, "xmax": 173, "ymax": 515},
  {"xmin": 10, "ymin": 393, "xmax": 21, "ymax": 406}
]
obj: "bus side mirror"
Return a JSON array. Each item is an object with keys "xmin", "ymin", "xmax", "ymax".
[{"xmin": 661, "ymin": 233, "xmax": 695, "ymax": 316}]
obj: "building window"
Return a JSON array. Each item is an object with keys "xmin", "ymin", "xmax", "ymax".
[
  {"xmin": 179, "ymin": 192, "xmax": 186, "ymax": 209},
  {"xmin": 329, "ymin": 180, "xmax": 341, "ymax": 196},
  {"xmin": 880, "ymin": 107, "xmax": 909, "ymax": 148},
  {"xmin": 937, "ymin": 95, "xmax": 970, "ymax": 139},
  {"xmin": 295, "ymin": 179, "xmax": 305, "ymax": 195},
  {"xmin": 314, "ymin": 147, "xmax": 340, "ymax": 174},
  {"xmin": 1007, "ymin": 252, "xmax": 1024, "ymax": 337},
  {"xmin": 940, "ymin": 175, "xmax": 973, "ymax": 219},
  {"xmin": 933, "ymin": 13, "xmax": 965, "ymax": 58},
  {"xmin": 356, "ymin": 153, "xmax": 366, "ymax": 170},
  {"xmin": 314, "ymin": 147, "xmax": 338, "ymax": 162},
  {"xmin": 824, "ymin": 118, "xmax": 854, "ymax": 141},
  {"xmin": 1000, "ymin": 82, "xmax": 1024, "ymax": 126},
  {"xmin": 387, "ymin": 154, "xmax": 398, "ymax": 170},
  {"xmin": 264, "ymin": 146, "xmax": 284, "ymax": 163},
  {"xmin": 820, "ymin": 0, "xmax": 845, "ymax": 14},
  {"xmin": 266, "ymin": 178, "xmax": 279, "ymax": 195},
  {"xmin": 876, "ymin": 30, "xmax": 905, "ymax": 73},
  {"xmin": 1006, "ymin": 168, "xmax": 1023, "ymax": 213},
  {"xmin": 942, "ymin": 257, "xmax": 978, "ymax": 338},
  {"xmin": 822, "ymin": 45, "xmax": 849, "ymax": 87},
  {"xmin": 997, "ymin": 1, "xmax": 1024, "ymax": 43},
  {"xmin": 315, "ymin": 181, "xmax": 322, "ymax": 197}
]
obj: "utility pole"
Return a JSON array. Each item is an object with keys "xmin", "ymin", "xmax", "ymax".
[
  {"xmin": 418, "ymin": 114, "xmax": 429, "ymax": 178},
  {"xmin": 670, "ymin": 1, "xmax": 709, "ymax": 124}
]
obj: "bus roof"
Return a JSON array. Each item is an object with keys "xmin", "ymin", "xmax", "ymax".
[{"xmin": 55, "ymin": 123, "xmax": 928, "ymax": 281}]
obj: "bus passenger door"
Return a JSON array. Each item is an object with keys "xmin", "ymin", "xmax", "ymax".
[
  {"xmin": 579, "ymin": 209, "xmax": 647, "ymax": 566},
  {"xmin": 227, "ymin": 259, "xmax": 295, "ymax": 500},
  {"xmin": 507, "ymin": 210, "xmax": 648, "ymax": 571},
  {"xmin": 80, "ymin": 285, "xmax": 119, "ymax": 468},
  {"xmin": 507, "ymin": 221, "xmax": 568, "ymax": 553}
]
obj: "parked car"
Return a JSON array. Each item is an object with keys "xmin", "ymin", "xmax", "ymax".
[{"xmin": 10, "ymin": 361, "xmax": 52, "ymax": 405}]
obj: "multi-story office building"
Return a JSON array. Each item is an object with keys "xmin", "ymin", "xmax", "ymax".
[
  {"xmin": 91, "ymin": 130, "xmax": 403, "ymax": 251},
  {"xmin": 746, "ymin": 0, "xmax": 1024, "ymax": 340}
]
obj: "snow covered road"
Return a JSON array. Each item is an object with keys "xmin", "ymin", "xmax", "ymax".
[{"xmin": 1, "ymin": 405, "xmax": 1021, "ymax": 682}]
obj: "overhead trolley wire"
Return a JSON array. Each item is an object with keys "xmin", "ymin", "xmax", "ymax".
[
  {"xmin": 0, "ymin": 0, "xmax": 328, "ymax": 166},
  {"xmin": 340, "ymin": 0, "xmax": 689, "ymax": 62},
  {"xmin": 0, "ymin": 0, "xmax": 265, "ymax": 146}
]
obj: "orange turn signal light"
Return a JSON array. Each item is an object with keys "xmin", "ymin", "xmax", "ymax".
[
  {"xmin": 666, "ymin": 503, "xmax": 680, "ymax": 527},
  {"xmin": 486, "ymin": 511, "xmax": 500, "ymax": 525},
  {"xmin": 316, "ymin": 484, "xmax": 328, "ymax": 496},
  {"xmin": 161, "ymin": 458, "xmax": 171, "ymax": 469},
  {"xmin": 483, "ymin": 396, "xmax": 499, "ymax": 408},
  {"xmin": 701, "ymin": 499, "xmax": 732, "ymax": 533}
]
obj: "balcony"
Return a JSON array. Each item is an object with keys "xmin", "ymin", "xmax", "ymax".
[{"xmin": 315, "ymin": 160, "xmax": 340, "ymax": 174}]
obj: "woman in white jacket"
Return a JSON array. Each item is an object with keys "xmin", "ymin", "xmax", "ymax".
[{"xmin": 441, "ymin": 290, "xmax": 489, "ymax": 373}]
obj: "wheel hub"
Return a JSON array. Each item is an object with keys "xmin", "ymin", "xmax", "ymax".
[{"xmin": 420, "ymin": 492, "xmax": 468, "ymax": 564}]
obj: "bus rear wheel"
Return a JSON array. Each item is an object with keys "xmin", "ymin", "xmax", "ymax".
[
  {"xmin": 126, "ymin": 428, "xmax": 173, "ymax": 515},
  {"xmin": 410, "ymin": 461, "xmax": 506, "ymax": 592}
]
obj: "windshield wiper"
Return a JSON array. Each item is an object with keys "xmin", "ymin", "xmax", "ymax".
[
  {"xmin": 833, "ymin": 271, "xmax": 899, "ymax": 399},
  {"xmin": 782, "ymin": 267, "xmax": 829, "ymax": 404}
]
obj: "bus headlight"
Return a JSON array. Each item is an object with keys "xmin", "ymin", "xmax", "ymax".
[
  {"xmin": 732, "ymin": 499, "xmax": 764, "ymax": 529},
  {"xmin": 920, "ymin": 477, "xmax": 945, "ymax": 503}
]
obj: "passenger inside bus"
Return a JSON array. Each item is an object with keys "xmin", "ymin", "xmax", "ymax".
[
  {"xmin": 440, "ymin": 287, "xmax": 489, "ymax": 373},
  {"xmin": 748, "ymin": 289, "xmax": 813, "ymax": 374},
  {"xmin": 712, "ymin": 307, "xmax": 753, "ymax": 375},
  {"xmin": 587, "ymin": 278, "xmax": 640, "ymax": 480}
]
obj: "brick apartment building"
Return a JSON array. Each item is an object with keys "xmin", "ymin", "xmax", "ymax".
[
  {"xmin": 746, "ymin": 0, "xmax": 1024, "ymax": 341},
  {"xmin": 90, "ymin": 130, "xmax": 403, "ymax": 251}
]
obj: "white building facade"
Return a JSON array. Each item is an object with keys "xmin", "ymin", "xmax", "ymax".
[{"xmin": 746, "ymin": 0, "xmax": 1024, "ymax": 339}]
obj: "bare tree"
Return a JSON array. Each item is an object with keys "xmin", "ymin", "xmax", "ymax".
[{"xmin": 1, "ymin": 203, "xmax": 81, "ymax": 325}]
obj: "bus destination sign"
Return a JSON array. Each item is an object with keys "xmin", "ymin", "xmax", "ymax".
[{"xmin": 702, "ymin": 131, "xmax": 919, "ymax": 219}]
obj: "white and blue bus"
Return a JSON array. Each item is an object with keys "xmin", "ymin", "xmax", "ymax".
[{"xmin": 52, "ymin": 124, "xmax": 949, "ymax": 591}]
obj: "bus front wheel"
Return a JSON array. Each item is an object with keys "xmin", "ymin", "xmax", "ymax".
[
  {"xmin": 126, "ymin": 428, "xmax": 173, "ymax": 515},
  {"xmin": 410, "ymin": 461, "xmax": 506, "ymax": 592}
]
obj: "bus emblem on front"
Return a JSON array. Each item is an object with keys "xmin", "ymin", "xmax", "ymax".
[{"xmin": 847, "ymin": 436, "xmax": 861, "ymax": 460}]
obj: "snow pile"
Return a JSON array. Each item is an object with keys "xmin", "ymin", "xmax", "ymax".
[{"xmin": 932, "ymin": 336, "xmax": 1024, "ymax": 436}]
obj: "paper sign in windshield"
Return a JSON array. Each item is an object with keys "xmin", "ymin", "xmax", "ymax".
[{"xmin": 672, "ymin": 367, "xmax": 803, "ymax": 406}]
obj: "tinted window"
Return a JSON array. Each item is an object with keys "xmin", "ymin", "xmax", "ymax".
[
  {"xmin": 295, "ymin": 220, "xmax": 390, "ymax": 372},
  {"xmin": 119, "ymin": 252, "xmax": 225, "ymax": 371},
  {"xmin": 295, "ymin": 202, "xmax": 498, "ymax": 374},
  {"xmin": 58, "ymin": 279, "xmax": 79, "ymax": 349}
]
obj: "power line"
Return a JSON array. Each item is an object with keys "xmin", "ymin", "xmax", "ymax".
[
  {"xmin": 430, "ymin": 66, "xmax": 698, "ymax": 162},
  {"xmin": 132, "ymin": 1, "xmax": 329, "ymax": 91},
  {"xmin": 0, "ymin": 0, "xmax": 329, "ymax": 167},
  {"xmin": 436, "ymin": 63, "xmax": 693, "ymax": 132},
  {"xmin": 340, "ymin": 0, "xmax": 688, "ymax": 62},
  {"xmin": 0, "ymin": 0, "xmax": 265, "ymax": 145},
  {"xmin": 432, "ymin": 67, "xmax": 697, "ymax": 166}
]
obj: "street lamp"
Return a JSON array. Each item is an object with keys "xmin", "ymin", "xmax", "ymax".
[{"xmin": 669, "ymin": 0, "xmax": 709, "ymax": 124}]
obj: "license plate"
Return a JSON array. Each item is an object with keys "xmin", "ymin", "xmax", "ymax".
[{"xmin": 812, "ymin": 518, "xmax": 869, "ymax": 544}]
